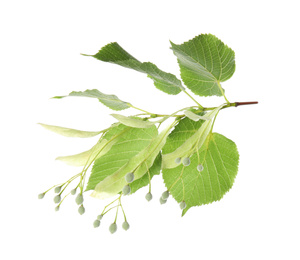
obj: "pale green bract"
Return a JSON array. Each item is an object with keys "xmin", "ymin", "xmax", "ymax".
[
  {"xmin": 90, "ymin": 123, "xmax": 174, "ymax": 199},
  {"xmin": 38, "ymin": 123, "xmax": 102, "ymax": 138},
  {"xmin": 83, "ymin": 42, "xmax": 184, "ymax": 95},
  {"xmin": 53, "ymin": 89, "xmax": 131, "ymax": 111},
  {"xmin": 171, "ymin": 34, "xmax": 235, "ymax": 97},
  {"xmin": 55, "ymin": 139, "xmax": 109, "ymax": 167},
  {"xmin": 111, "ymin": 114, "xmax": 156, "ymax": 128},
  {"xmin": 162, "ymin": 133, "xmax": 239, "ymax": 216},
  {"xmin": 86, "ymin": 125, "xmax": 157, "ymax": 192},
  {"xmin": 162, "ymin": 104, "xmax": 225, "ymax": 169},
  {"xmin": 184, "ymin": 110, "xmax": 214, "ymax": 121}
]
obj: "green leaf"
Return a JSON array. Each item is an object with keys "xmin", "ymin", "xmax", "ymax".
[
  {"xmin": 86, "ymin": 125, "xmax": 158, "ymax": 192},
  {"xmin": 170, "ymin": 34, "xmax": 235, "ymax": 97},
  {"xmin": 111, "ymin": 114, "xmax": 156, "ymax": 128},
  {"xmin": 38, "ymin": 123, "xmax": 102, "ymax": 138},
  {"xmin": 129, "ymin": 152, "xmax": 162, "ymax": 194},
  {"xmin": 53, "ymin": 89, "xmax": 130, "ymax": 111},
  {"xmin": 90, "ymin": 122, "xmax": 174, "ymax": 199},
  {"xmin": 162, "ymin": 133, "xmax": 239, "ymax": 215},
  {"xmin": 162, "ymin": 105, "xmax": 225, "ymax": 169},
  {"xmin": 84, "ymin": 42, "xmax": 184, "ymax": 95}
]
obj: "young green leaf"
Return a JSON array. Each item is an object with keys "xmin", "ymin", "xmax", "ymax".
[
  {"xmin": 111, "ymin": 114, "xmax": 156, "ymax": 128},
  {"xmin": 162, "ymin": 133, "xmax": 239, "ymax": 216},
  {"xmin": 38, "ymin": 123, "xmax": 102, "ymax": 138},
  {"xmin": 170, "ymin": 34, "xmax": 235, "ymax": 97},
  {"xmin": 162, "ymin": 105, "xmax": 225, "ymax": 169},
  {"xmin": 53, "ymin": 89, "xmax": 131, "ymax": 111},
  {"xmin": 83, "ymin": 42, "xmax": 184, "ymax": 95}
]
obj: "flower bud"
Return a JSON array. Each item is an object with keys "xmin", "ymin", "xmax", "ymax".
[
  {"xmin": 161, "ymin": 190, "xmax": 169, "ymax": 200},
  {"xmin": 145, "ymin": 192, "xmax": 153, "ymax": 201},
  {"xmin": 75, "ymin": 193, "xmax": 84, "ymax": 205},
  {"xmin": 122, "ymin": 185, "xmax": 131, "ymax": 195},
  {"xmin": 179, "ymin": 201, "xmax": 186, "ymax": 210},
  {"xmin": 197, "ymin": 164, "xmax": 204, "ymax": 172},
  {"xmin": 70, "ymin": 188, "xmax": 77, "ymax": 195},
  {"xmin": 160, "ymin": 196, "xmax": 167, "ymax": 204},
  {"xmin": 109, "ymin": 223, "xmax": 117, "ymax": 234},
  {"xmin": 54, "ymin": 186, "xmax": 62, "ymax": 193},
  {"xmin": 175, "ymin": 157, "xmax": 181, "ymax": 164},
  {"xmin": 182, "ymin": 157, "xmax": 191, "ymax": 166},
  {"xmin": 53, "ymin": 195, "xmax": 61, "ymax": 204},
  {"xmin": 55, "ymin": 205, "xmax": 60, "ymax": 212},
  {"xmin": 122, "ymin": 221, "xmax": 130, "ymax": 231},
  {"xmin": 93, "ymin": 219, "xmax": 100, "ymax": 228},
  {"xmin": 125, "ymin": 172, "xmax": 135, "ymax": 183},
  {"xmin": 78, "ymin": 205, "xmax": 85, "ymax": 215},
  {"xmin": 97, "ymin": 214, "xmax": 103, "ymax": 220},
  {"xmin": 38, "ymin": 193, "xmax": 45, "ymax": 199}
]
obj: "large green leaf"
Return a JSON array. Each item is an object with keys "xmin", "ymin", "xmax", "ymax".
[
  {"xmin": 170, "ymin": 34, "xmax": 235, "ymax": 97},
  {"xmin": 162, "ymin": 133, "xmax": 239, "ymax": 216},
  {"xmin": 84, "ymin": 42, "xmax": 184, "ymax": 95},
  {"xmin": 38, "ymin": 123, "xmax": 102, "ymax": 138},
  {"xmin": 86, "ymin": 125, "xmax": 158, "ymax": 192},
  {"xmin": 162, "ymin": 105, "xmax": 225, "ymax": 169},
  {"xmin": 53, "ymin": 89, "xmax": 131, "ymax": 111},
  {"xmin": 90, "ymin": 122, "xmax": 174, "ymax": 199}
]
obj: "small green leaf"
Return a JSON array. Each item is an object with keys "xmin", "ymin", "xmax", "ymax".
[
  {"xmin": 84, "ymin": 42, "xmax": 184, "ymax": 95},
  {"xmin": 111, "ymin": 114, "xmax": 156, "ymax": 128},
  {"xmin": 162, "ymin": 133, "xmax": 239, "ymax": 216},
  {"xmin": 39, "ymin": 123, "xmax": 102, "ymax": 138},
  {"xmin": 53, "ymin": 89, "xmax": 130, "ymax": 111},
  {"xmin": 171, "ymin": 34, "xmax": 235, "ymax": 97}
]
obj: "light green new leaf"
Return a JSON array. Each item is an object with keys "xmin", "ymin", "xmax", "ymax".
[
  {"xmin": 111, "ymin": 114, "xmax": 156, "ymax": 128},
  {"xmin": 162, "ymin": 104, "xmax": 225, "ymax": 169},
  {"xmin": 55, "ymin": 123, "xmax": 127, "ymax": 166},
  {"xmin": 162, "ymin": 133, "xmax": 239, "ymax": 216},
  {"xmin": 56, "ymin": 140, "xmax": 108, "ymax": 167},
  {"xmin": 129, "ymin": 152, "xmax": 162, "ymax": 194},
  {"xmin": 90, "ymin": 122, "xmax": 174, "ymax": 199},
  {"xmin": 53, "ymin": 89, "xmax": 131, "ymax": 111},
  {"xmin": 84, "ymin": 42, "xmax": 184, "ymax": 95},
  {"xmin": 171, "ymin": 34, "xmax": 235, "ymax": 97},
  {"xmin": 86, "ymin": 125, "xmax": 158, "ymax": 192},
  {"xmin": 184, "ymin": 110, "xmax": 214, "ymax": 121},
  {"xmin": 39, "ymin": 123, "xmax": 102, "ymax": 138}
]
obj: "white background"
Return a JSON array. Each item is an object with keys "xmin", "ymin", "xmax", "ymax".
[{"xmin": 1, "ymin": 0, "xmax": 299, "ymax": 259}]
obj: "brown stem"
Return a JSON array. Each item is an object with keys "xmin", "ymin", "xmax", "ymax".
[{"xmin": 235, "ymin": 101, "xmax": 258, "ymax": 107}]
